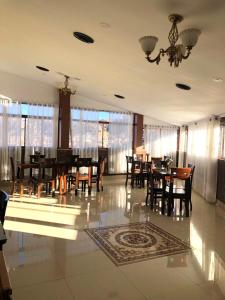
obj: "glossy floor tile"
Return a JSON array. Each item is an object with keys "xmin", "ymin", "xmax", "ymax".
[{"xmin": 2, "ymin": 175, "xmax": 225, "ymax": 299}]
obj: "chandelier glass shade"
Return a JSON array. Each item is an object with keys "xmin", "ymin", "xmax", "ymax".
[{"xmin": 139, "ymin": 14, "xmax": 201, "ymax": 67}]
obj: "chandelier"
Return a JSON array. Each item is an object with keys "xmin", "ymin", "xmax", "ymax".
[
  {"xmin": 139, "ymin": 14, "xmax": 201, "ymax": 67},
  {"xmin": 59, "ymin": 75, "xmax": 76, "ymax": 95}
]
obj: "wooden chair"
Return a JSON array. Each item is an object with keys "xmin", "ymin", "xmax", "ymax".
[
  {"xmin": 36, "ymin": 158, "xmax": 57, "ymax": 198},
  {"xmin": 146, "ymin": 166, "xmax": 164, "ymax": 208},
  {"xmin": 10, "ymin": 157, "xmax": 33, "ymax": 197},
  {"xmin": 187, "ymin": 164, "xmax": 195, "ymax": 211},
  {"xmin": 164, "ymin": 167, "xmax": 192, "ymax": 217},
  {"xmin": 92, "ymin": 158, "xmax": 105, "ymax": 192},
  {"xmin": 125, "ymin": 156, "xmax": 133, "ymax": 186},
  {"xmin": 140, "ymin": 161, "xmax": 151, "ymax": 188},
  {"xmin": 75, "ymin": 158, "xmax": 92, "ymax": 195},
  {"xmin": 131, "ymin": 160, "xmax": 142, "ymax": 188},
  {"xmin": 67, "ymin": 155, "xmax": 80, "ymax": 191}
]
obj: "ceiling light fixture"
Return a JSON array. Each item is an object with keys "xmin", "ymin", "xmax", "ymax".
[
  {"xmin": 59, "ymin": 75, "xmax": 76, "ymax": 95},
  {"xmin": 139, "ymin": 14, "xmax": 201, "ymax": 68},
  {"xmin": 73, "ymin": 32, "xmax": 94, "ymax": 44},
  {"xmin": 114, "ymin": 94, "xmax": 125, "ymax": 99},
  {"xmin": 176, "ymin": 83, "xmax": 191, "ymax": 90},
  {"xmin": 36, "ymin": 66, "xmax": 49, "ymax": 72}
]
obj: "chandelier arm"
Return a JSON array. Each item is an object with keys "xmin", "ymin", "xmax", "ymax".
[{"xmin": 146, "ymin": 49, "xmax": 165, "ymax": 65}]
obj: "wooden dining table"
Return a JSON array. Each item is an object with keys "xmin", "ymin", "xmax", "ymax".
[{"xmin": 17, "ymin": 159, "xmax": 100, "ymax": 196}]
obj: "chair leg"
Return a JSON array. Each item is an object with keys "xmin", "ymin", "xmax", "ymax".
[
  {"xmin": 180, "ymin": 199, "xmax": 182, "ymax": 213},
  {"xmin": 185, "ymin": 199, "xmax": 189, "ymax": 217},
  {"xmin": 20, "ymin": 183, "xmax": 24, "ymax": 197},
  {"xmin": 29, "ymin": 183, "xmax": 33, "ymax": 197},
  {"xmin": 131, "ymin": 178, "xmax": 134, "ymax": 188},
  {"xmin": 37, "ymin": 183, "xmax": 42, "ymax": 198},
  {"xmin": 11, "ymin": 181, "xmax": 15, "ymax": 195},
  {"xmin": 125, "ymin": 174, "xmax": 128, "ymax": 186},
  {"xmin": 167, "ymin": 197, "xmax": 172, "ymax": 216},
  {"xmin": 190, "ymin": 199, "xmax": 192, "ymax": 211}
]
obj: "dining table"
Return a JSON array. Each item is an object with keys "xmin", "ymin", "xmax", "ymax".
[{"xmin": 17, "ymin": 159, "xmax": 101, "ymax": 196}]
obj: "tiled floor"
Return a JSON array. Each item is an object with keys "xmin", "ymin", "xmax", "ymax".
[{"xmin": 2, "ymin": 175, "xmax": 225, "ymax": 299}]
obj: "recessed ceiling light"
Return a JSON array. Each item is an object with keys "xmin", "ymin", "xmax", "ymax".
[
  {"xmin": 73, "ymin": 32, "xmax": 94, "ymax": 44},
  {"xmin": 36, "ymin": 66, "xmax": 49, "ymax": 72},
  {"xmin": 114, "ymin": 94, "xmax": 125, "ymax": 99},
  {"xmin": 176, "ymin": 83, "xmax": 191, "ymax": 90},
  {"xmin": 213, "ymin": 77, "xmax": 223, "ymax": 83}
]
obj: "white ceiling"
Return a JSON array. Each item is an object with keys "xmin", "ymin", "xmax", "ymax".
[{"xmin": 1, "ymin": 0, "xmax": 225, "ymax": 125}]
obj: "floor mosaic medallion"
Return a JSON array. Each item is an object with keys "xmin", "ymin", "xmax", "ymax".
[{"xmin": 85, "ymin": 222, "xmax": 190, "ymax": 266}]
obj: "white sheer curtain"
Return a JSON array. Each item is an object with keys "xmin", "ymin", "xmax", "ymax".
[
  {"xmin": 0, "ymin": 101, "xmax": 58, "ymax": 180},
  {"xmin": 144, "ymin": 125, "xmax": 178, "ymax": 163},
  {"xmin": 108, "ymin": 112, "xmax": 133, "ymax": 174},
  {"xmin": 178, "ymin": 126, "xmax": 188, "ymax": 167},
  {"xmin": 0, "ymin": 101, "xmax": 22, "ymax": 180},
  {"xmin": 71, "ymin": 108, "xmax": 98, "ymax": 160},
  {"xmin": 186, "ymin": 117, "xmax": 220, "ymax": 203},
  {"xmin": 25, "ymin": 104, "xmax": 58, "ymax": 160}
]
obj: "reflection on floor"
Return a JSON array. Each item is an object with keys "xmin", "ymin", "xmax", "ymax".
[{"xmin": 2, "ymin": 175, "xmax": 225, "ymax": 299}]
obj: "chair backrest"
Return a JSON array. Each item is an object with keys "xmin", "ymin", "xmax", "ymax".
[
  {"xmin": 43, "ymin": 158, "xmax": 56, "ymax": 166},
  {"xmin": 151, "ymin": 157, "xmax": 163, "ymax": 168},
  {"xmin": 71, "ymin": 155, "xmax": 79, "ymax": 163},
  {"xmin": 126, "ymin": 156, "xmax": 133, "ymax": 164},
  {"xmin": 131, "ymin": 160, "xmax": 142, "ymax": 173},
  {"xmin": 142, "ymin": 161, "xmax": 152, "ymax": 173},
  {"xmin": 0, "ymin": 190, "xmax": 9, "ymax": 225},
  {"xmin": 188, "ymin": 164, "xmax": 195, "ymax": 186},
  {"xmin": 30, "ymin": 154, "xmax": 45, "ymax": 163},
  {"xmin": 10, "ymin": 157, "xmax": 15, "ymax": 181},
  {"xmin": 135, "ymin": 154, "xmax": 144, "ymax": 161},
  {"xmin": 77, "ymin": 157, "xmax": 92, "ymax": 167}
]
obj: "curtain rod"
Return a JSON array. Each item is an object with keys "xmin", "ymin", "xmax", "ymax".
[
  {"xmin": 144, "ymin": 124, "xmax": 178, "ymax": 129},
  {"xmin": 71, "ymin": 106, "xmax": 132, "ymax": 114}
]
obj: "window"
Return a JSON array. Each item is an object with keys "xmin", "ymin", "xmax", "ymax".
[{"xmin": 98, "ymin": 122, "xmax": 109, "ymax": 148}]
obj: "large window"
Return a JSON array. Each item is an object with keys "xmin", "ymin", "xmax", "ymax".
[
  {"xmin": 98, "ymin": 122, "xmax": 109, "ymax": 148},
  {"xmin": 0, "ymin": 101, "xmax": 57, "ymax": 180},
  {"xmin": 144, "ymin": 125, "xmax": 178, "ymax": 164},
  {"xmin": 71, "ymin": 108, "xmax": 133, "ymax": 173}
]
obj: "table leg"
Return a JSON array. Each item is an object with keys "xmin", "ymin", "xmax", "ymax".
[
  {"xmin": 59, "ymin": 176, "xmax": 63, "ymax": 195},
  {"xmin": 20, "ymin": 183, "xmax": 24, "ymax": 197},
  {"xmin": 88, "ymin": 166, "xmax": 92, "ymax": 195},
  {"xmin": 63, "ymin": 175, "xmax": 67, "ymax": 194},
  {"xmin": 161, "ymin": 177, "xmax": 166, "ymax": 215}
]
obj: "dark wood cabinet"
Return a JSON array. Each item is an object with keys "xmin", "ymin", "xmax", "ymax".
[
  {"xmin": 216, "ymin": 159, "xmax": 225, "ymax": 204},
  {"xmin": 98, "ymin": 148, "xmax": 108, "ymax": 175}
]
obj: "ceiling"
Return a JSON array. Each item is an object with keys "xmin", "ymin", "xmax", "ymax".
[{"xmin": 1, "ymin": 0, "xmax": 225, "ymax": 125}]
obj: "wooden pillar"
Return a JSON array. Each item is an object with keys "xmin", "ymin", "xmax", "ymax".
[
  {"xmin": 58, "ymin": 90, "xmax": 71, "ymax": 149},
  {"xmin": 132, "ymin": 113, "xmax": 144, "ymax": 154}
]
